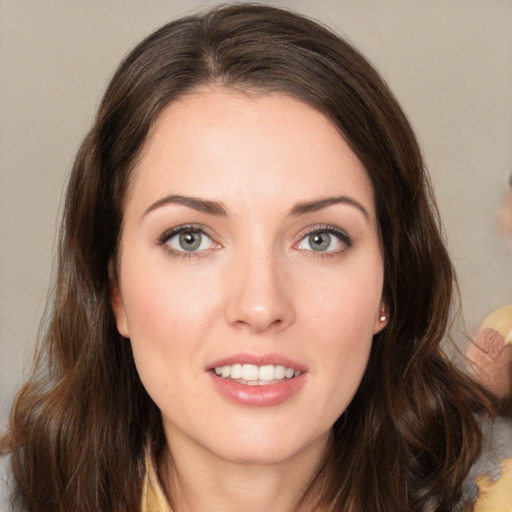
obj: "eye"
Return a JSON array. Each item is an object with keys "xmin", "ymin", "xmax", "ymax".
[
  {"xmin": 159, "ymin": 226, "xmax": 216, "ymax": 253},
  {"xmin": 296, "ymin": 227, "xmax": 351, "ymax": 254}
]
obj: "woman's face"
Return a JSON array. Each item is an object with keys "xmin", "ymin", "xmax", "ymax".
[{"xmin": 112, "ymin": 89, "xmax": 387, "ymax": 467}]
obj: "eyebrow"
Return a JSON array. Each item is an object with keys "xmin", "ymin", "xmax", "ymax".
[
  {"xmin": 289, "ymin": 196, "xmax": 370, "ymax": 220},
  {"xmin": 143, "ymin": 194, "xmax": 369, "ymax": 220},
  {"xmin": 143, "ymin": 194, "xmax": 228, "ymax": 217}
]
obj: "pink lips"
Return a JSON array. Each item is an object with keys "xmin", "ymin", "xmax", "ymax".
[{"xmin": 207, "ymin": 353, "xmax": 307, "ymax": 407}]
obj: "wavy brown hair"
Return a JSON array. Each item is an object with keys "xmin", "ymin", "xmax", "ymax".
[{"xmin": 2, "ymin": 4, "xmax": 492, "ymax": 511}]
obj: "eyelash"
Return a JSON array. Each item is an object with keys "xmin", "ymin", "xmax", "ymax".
[
  {"xmin": 294, "ymin": 225, "xmax": 353, "ymax": 258},
  {"xmin": 157, "ymin": 224, "xmax": 216, "ymax": 260},
  {"xmin": 156, "ymin": 224, "xmax": 353, "ymax": 260}
]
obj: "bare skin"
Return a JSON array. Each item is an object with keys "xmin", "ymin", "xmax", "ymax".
[
  {"xmin": 111, "ymin": 89, "xmax": 387, "ymax": 511},
  {"xmin": 157, "ymin": 432, "xmax": 327, "ymax": 512},
  {"xmin": 466, "ymin": 328, "xmax": 512, "ymax": 400}
]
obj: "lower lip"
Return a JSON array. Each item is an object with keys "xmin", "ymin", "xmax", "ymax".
[{"xmin": 208, "ymin": 372, "xmax": 306, "ymax": 407}]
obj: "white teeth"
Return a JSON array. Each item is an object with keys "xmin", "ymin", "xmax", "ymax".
[
  {"xmin": 242, "ymin": 364, "xmax": 259, "ymax": 381},
  {"xmin": 231, "ymin": 363, "xmax": 242, "ymax": 379},
  {"xmin": 213, "ymin": 363, "xmax": 301, "ymax": 383},
  {"xmin": 275, "ymin": 365, "xmax": 286, "ymax": 379},
  {"xmin": 259, "ymin": 365, "xmax": 274, "ymax": 381}
]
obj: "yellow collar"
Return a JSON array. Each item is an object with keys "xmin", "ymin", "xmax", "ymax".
[
  {"xmin": 141, "ymin": 451, "xmax": 172, "ymax": 512},
  {"xmin": 140, "ymin": 449, "xmax": 512, "ymax": 511}
]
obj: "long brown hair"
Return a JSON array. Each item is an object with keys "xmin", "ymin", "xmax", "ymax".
[{"xmin": 2, "ymin": 4, "xmax": 491, "ymax": 511}]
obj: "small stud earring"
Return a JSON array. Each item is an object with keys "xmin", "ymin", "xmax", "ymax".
[{"xmin": 379, "ymin": 315, "xmax": 387, "ymax": 322}]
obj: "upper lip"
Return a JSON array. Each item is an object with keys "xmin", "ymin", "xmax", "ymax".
[{"xmin": 207, "ymin": 353, "xmax": 307, "ymax": 372}]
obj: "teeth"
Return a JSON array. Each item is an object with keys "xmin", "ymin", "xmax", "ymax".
[
  {"xmin": 231, "ymin": 363, "xmax": 242, "ymax": 379},
  {"xmin": 213, "ymin": 363, "xmax": 301, "ymax": 383},
  {"xmin": 275, "ymin": 365, "xmax": 285, "ymax": 379},
  {"xmin": 242, "ymin": 364, "xmax": 259, "ymax": 381},
  {"xmin": 259, "ymin": 365, "xmax": 274, "ymax": 381}
]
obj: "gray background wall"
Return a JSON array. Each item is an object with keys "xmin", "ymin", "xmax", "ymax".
[{"xmin": 1, "ymin": 0, "xmax": 512, "ymax": 431}]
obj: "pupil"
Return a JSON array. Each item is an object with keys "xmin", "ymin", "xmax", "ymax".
[
  {"xmin": 310, "ymin": 232, "xmax": 330, "ymax": 251},
  {"xmin": 179, "ymin": 231, "xmax": 201, "ymax": 251}
]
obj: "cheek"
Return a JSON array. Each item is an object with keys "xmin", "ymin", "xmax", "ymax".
[
  {"xmin": 122, "ymin": 250, "xmax": 219, "ymax": 336},
  {"xmin": 300, "ymin": 260, "xmax": 382, "ymax": 410},
  {"xmin": 119, "ymin": 258, "xmax": 221, "ymax": 392},
  {"xmin": 316, "ymin": 286, "xmax": 375, "ymax": 377},
  {"xmin": 124, "ymin": 285, "xmax": 204, "ymax": 414},
  {"xmin": 124, "ymin": 284, "xmax": 182, "ymax": 392},
  {"xmin": 302, "ymin": 257, "xmax": 383, "ymax": 336}
]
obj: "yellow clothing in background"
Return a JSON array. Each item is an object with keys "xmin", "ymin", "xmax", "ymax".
[{"xmin": 474, "ymin": 457, "xmax": 512, "ymax": 512}]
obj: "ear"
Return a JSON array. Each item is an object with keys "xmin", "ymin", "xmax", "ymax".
[
  {"xmin": 373, "ymin": 299, "xmax": 389, "ymax": 335},
  {"xmin": 109, "ymin": 260, "xmax": 130, "ymax": 338}
]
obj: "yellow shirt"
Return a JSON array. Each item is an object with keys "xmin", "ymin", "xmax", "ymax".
[
  {"xmin": 140, "ymin": 454, "xmax": 512, "ymax": 511},
  {"xmin": 141, "ymin": 453, "xmax": 172, "ymax": 512}
]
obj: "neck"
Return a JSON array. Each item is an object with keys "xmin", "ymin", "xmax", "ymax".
[{"xmin": 157, "ymin": 429, "xmax": 329, "ymax": 512}]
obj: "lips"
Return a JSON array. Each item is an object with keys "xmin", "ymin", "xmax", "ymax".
[{"xmin": 208, "ymin": 354, "xmax": 307, "ymax": 406}]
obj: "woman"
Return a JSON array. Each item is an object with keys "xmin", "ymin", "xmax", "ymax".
[{"xmin": 1, "ymin": 4, "xmax": 498, "ymax": 511}]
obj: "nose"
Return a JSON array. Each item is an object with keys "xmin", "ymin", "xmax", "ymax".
[{"xmin": 224, "ymin": 249, "xmax": 295, "ymax": 333}]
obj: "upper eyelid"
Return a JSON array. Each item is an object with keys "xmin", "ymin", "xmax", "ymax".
[
  {"xmin": 158, "ymin": 224, "xmax": 212, "ymax": 242},
  {"xmin": 292, "ymin": 227, "xmax": 352, "ymax": 255},
  {"xmin": 295, "ymin": 224, "xmax": 351, "ymax": 240}
]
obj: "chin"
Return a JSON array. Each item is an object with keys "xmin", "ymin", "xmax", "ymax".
[{"xmin": 200, "ymin": 425, "xmax": 330, "ymax": 467}]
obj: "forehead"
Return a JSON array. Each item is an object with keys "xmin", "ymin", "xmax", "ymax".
[{"xmin": 126, "ymin": 89, "xmax": 376, "ymax": 219}]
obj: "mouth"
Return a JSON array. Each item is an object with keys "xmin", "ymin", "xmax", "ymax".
[
  {"xmin": 212, "ymin": 363, "xmax": 302, "ymax": 386},
  {"xmin": 207, "ymin": 354, "xmax": 307, "ymax": 406}
]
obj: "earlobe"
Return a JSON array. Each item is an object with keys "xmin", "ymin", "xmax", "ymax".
[
  {"xmin": 109, "ymin": 261, "xmax": 130, "ymax": 338},
  {"xmin": 373, "ymin": 301, "xmax": 389, "ymax": 334}
]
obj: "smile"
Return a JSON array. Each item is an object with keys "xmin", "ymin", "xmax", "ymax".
[{"xmin": 214, "ymin": 364, "xmax": 301, "ymax": 385}]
